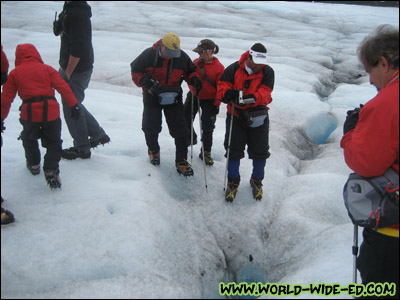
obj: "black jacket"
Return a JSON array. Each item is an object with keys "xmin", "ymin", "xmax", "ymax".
[{"xmin": 59, "ymin": 1, "xmax": 94, "ymax": 73}]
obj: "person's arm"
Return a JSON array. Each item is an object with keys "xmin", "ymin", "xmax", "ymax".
[{"xmin": 65, "ymin": 55, "xmax": 80, "ymax": 80}]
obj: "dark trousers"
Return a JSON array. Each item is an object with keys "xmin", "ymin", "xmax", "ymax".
[
  {"xmin": 224, "ymin": 112, "xmax": 270, "ymax": 161},
  {"xmin": 142, "ymin": 92, "xmax": 188, "ymax": 162},
  {"xmin": 183, "ymin": 93, "xmax": 218, "ymax": 153},
  {"xmin": 19, "ymin": 118, "xmax": 62, "ymax": 171},
  {"xmin": 60, "ymin": 68, "xmax": 106, "ymax": 152},
  {"xmin": 357, "ymin": 228, "xmax": 399, "ymax": 299}
]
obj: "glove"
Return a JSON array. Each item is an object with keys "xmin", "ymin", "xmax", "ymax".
[
  {"xmin": 190, "ymin": 76, "xmax": 202, "ymax": 96},
  {"xmin": 140, "ymin": 76, "xmax": 154, "ymax": 89},
  {"xmin": 71, "ymin": 104, "xmax": 80, "ymax": 120},
  {"xmin": 140, "ymin": 77, "xmax": 161, "ymax": 95},
  {"xmin": 1, "ymin": 119, "xmax": 5, "ymax": 147},
  {"xmin": 211, "ymin": 105, "xmax": 219, "ymax": 115},
  {"xmin": 223, "ymin": 89, "xmax": 239, "ymax": 103},
  {"xmin": 343, "ymin": 104, "xmax": 363, "ymax": 134}
]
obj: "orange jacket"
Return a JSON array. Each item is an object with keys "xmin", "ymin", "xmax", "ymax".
[
  {"xmin": 215, "ymin": 50, "xmax": 274, "ymax": 116},
  {"xmin": 1, "ymin": 44, "xmax": 78, "ymax": 122}
]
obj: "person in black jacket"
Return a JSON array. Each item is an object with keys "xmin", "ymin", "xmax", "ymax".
[
  {"xmin": 54, "ymin": 1, "xmax": 110, "ymax": 160},
  {"xmin": 130, "ymin": 32, "xmax": 202, "ymax": 177}
]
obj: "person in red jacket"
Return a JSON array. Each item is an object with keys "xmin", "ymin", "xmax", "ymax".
[
  {"xmin": 216, "ymin": 43, "xmax": 274, "ymax": 202},
  {"xmin": 130, "ymin": 32, "xmax": 202, "ymax": 177},
  {"xmin": 1, "ymin": 44, "xmax": 9, "ymax": 85},
  {"xmin": 184, "ymin": 39, "xmax": 225, "ymax": 166},
  {"xmin": 1, "ymin": 43, "xmax": 80, "ymax": 189},
  {"xmin": 1, "ymin": 44, "xmax": 15, "ymax": 225},
  {"xmin": 341, "ymin": 25, "xmax": 399, "ymax": 299}
]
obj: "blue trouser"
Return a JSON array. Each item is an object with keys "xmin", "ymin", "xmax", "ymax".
[
  {"xmin": 228, "ymin": 159, "xmax": 266, "ymax": 181},
  {"xmin": 60, "ymin": 68, "xmax": 106, "ymax": 152}
]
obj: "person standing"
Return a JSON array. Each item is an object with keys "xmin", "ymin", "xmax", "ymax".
[
  {"xmin": 1, "ymin": 44, "xmax": 15, "ymax": 225},
  {"xmin": 216, "ymin": 43, "xmax": 274, "ymax": 202},
  {"xmin": 54, "ymin": 1, "xmax": 110, "ymax": 160},
  {"xmin": 184, "ymin": 39, "xmax": 225, "ymax": 166},
  {"xmin": 1, "ymin": 43, "xmax": 80, "ymax": 189},
  {"xmin": 130, "ymin": 32, "xmax": 202, "ymax": 176},
  {"xmin": 341, "ymin": 25, "xmax": 399, "ymax": 299}
]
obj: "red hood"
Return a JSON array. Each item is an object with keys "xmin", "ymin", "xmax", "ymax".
[
  {"xmin": 15, "ymin": 43, "xmax": 44, "ymax": 67},
  {"xmin": 238, "ymin": 50, "xmax": 250, "ymax": 69},
  {"xmin": 152, "ymin": 39, "xmax": 162, "ymax": 52}
]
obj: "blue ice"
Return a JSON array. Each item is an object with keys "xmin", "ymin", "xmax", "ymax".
[{"xmin": 305, "ymin": 112, "xmax": 338, "ymax": 144}]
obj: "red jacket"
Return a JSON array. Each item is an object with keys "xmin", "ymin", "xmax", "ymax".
[
  {"xmin": 130, "ymin": 39, "xmax": 197, "ymax": 91},
  {"xmin": 1, "ymin": 45, "xmax": 9, "ymax": 73},
  {"xmin": 340, "ymin": 72, "xmax": 399, "ymax": 177},
  {"xmin": 215, "ymin": 51, "xmax": 274, "ymax": 116},
  {"xmin": 1, "ymin": 44, "xmax": 78, "ymax": 122},
  {"xmin": 188, "ymin": 57, "xmax": 224, "ymax": 100}
]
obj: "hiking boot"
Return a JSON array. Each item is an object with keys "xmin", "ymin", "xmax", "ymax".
[
  {"xmin": 1, "ymin": 207, "xmax": 15, "ymax": 225},
  {"xmin": 225, "ymin": 178, "xmax": 240, "ymax": 202},
  {"xmin": 176, "ymin": 159, "xmax": 194, "ymax": 177},
  {"xmin": 61, "ymin": 147, "xmax": 91, "ymax": 160},
  {"xmin": 27, "ymin": 163, "xmax": 40, "ymax": 175},
  {"xmin": 250, "ymin": 177, "xmax": 263, "ymax": 201},
  {"xmin": 45, "ymin": 169, "xmax": 62, "ymax": 190},
  {"xmin": 90, "ymin": 134, "xmax": 111, "ymax": 148},
  {"xmin": 199, "ymin": 150, "xmax": 214, "ymax": 166},
  {"xmin": 148, "ymin": 150, "xmax": 160, "ymax": 166}
]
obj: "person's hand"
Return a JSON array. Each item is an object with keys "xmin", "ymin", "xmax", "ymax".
[
  {"xmin": 211, "ymin": 105, "xmax": 219, "ymax": 115},
  {"xmin": 223, "ymin": 89, "xmax": 239, "ymax": 103},
  {"xmin": 71, "ymin": 104, "xmax": 80, "ymax": 120},
  {"xmin": 140, "ymin": 76, "xmax": 154, "ymax": 89},
  {"xmin": 343, "ymin": 104, "xmax": 363, "ymax": 134},
  {"xmin": 191, "ymin": 76, "xmax": 202, "ymax": 96}
]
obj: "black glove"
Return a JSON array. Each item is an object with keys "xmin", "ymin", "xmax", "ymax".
[
  {"xmin": 140, "ymin": 76, "xmax": 154, "ymax": 89},
  {"xmin": 1, "ymin": 71, "xmax": 8, "ymax": 86},
  {"xmin": 140, "ymin": 77, "xmax": 161, "ymax": 95},
  {"xmin": 211, "ymin": 105, "xmax": 219, "ymax": 115},
  {"xmin": 1, "ymin": 119, "xmax": 5, "ymax": 147},
  {"xmin": 343, "ymin": 104, "xmax": 363, "ymax": 134},
  {"xmin": 71, "ymin": 104, "xmax": 80, "ymax": 120},
  {"xmin": 191, "ymin": 76, "xmax": 202, "ymax": 96},
  {"xmin": 223, "ymin": 89, "xmax": 239, "ymax": 103}
]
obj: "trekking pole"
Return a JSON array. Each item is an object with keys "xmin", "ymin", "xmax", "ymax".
[
  {"xmin": 223, "ymin": 101, "xmax": 235, "ymax": 191},
  {"xmin": 190, "ymin": 90, "xmax": 194, "ymax": 164},
  {"xmin": 352, "ymin": 224, "xmax": 359, "ymax": 290},
  {"xmin": 196, "ymin": 94, "xmax": 208, "ymax": 192}
]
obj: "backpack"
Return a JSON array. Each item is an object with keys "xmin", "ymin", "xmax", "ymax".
[{"xmin": 343, "ymin": 168, "xmax": 399, "ymax": 228}]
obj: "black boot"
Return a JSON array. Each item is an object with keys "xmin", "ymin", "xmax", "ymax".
[
  {"xmin": 176, "ymin": 159, "xmax": 194, "ymax": 177},
  {"xmin": 148, "ymin": 150, "xmax": 160, "ymax": 166},
  {"xmin": 45, "ymin": 169, "xmax": 62, "ymax": 190}
]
